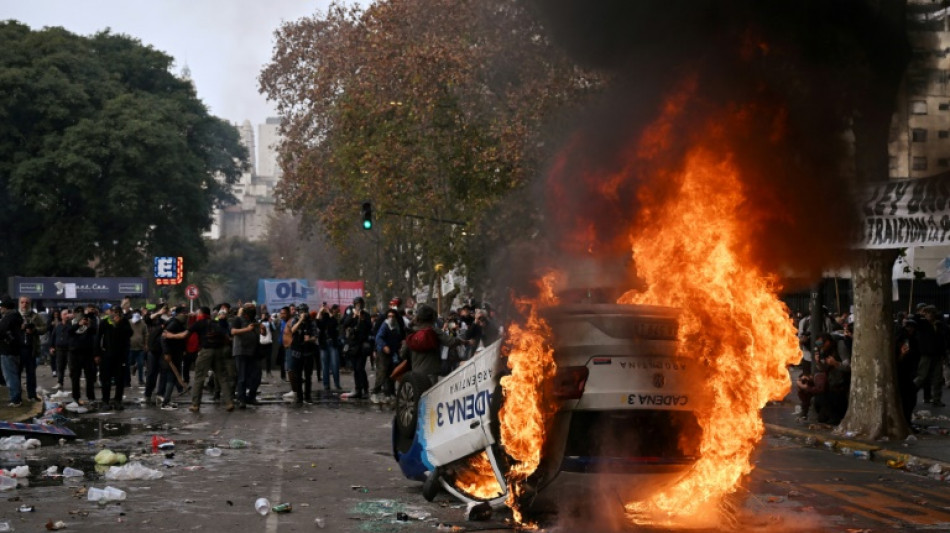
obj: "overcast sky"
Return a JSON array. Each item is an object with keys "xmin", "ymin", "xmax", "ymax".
[{"xmin": 2, "ymin": 0, "xmax": 335, "ymax": 127}]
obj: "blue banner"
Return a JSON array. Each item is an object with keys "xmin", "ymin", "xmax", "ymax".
[{"xmin": 257, "ymin": 279, "xmax": 321, "ymax": 311}]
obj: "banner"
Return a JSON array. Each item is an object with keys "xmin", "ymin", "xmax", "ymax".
[
  {"xmin": 861, "ymin": 175, "xmax": 950, "ymax": 249},
  {"xmin": 256, "ymin": 279, "xmax": 365, "ymax": 311},
  {"xmin": 9, "ymin": 277, "xmax": 148, "ymax": 301},
  {"xmin": 315, "ymin": 280, "xmax": 365, "ymax": 308},
  {"xmin": 257, "ymin": 279, "xmax": 319, "ymax": 311}
]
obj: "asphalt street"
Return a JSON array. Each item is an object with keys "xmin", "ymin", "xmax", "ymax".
[{"xmin": 1, "ymin": 365, "xmax": 949, "ymax": 532}]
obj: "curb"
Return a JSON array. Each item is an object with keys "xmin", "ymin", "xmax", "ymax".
[{"xmin": 766, "ymin": 423, "xmax": 950, "ymax": 477}]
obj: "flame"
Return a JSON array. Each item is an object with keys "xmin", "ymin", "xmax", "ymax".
[
  {"xmin": 452, "ymin": 452, "xmax": 504, "ymax": 500},
  {"xmin": 498, "ymin": 272, "xmax": 559, "ymax": 524},
  {"xmin": 614, "ymin": 96, "xmax": 800, "ymax": 525}
]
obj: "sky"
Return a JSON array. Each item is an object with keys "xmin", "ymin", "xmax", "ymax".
[{"xmin": 2, "ymin": 0, "xmax": 335, "ymax": 127}]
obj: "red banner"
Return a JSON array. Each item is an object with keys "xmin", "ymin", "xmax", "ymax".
[{"xmin": 316, "ymin": 280, "xmax": 365, "ymax": 308}]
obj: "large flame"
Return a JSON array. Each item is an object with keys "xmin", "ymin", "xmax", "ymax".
[
  {"xmin": 452, "ymin": 451, "xmax": 504, "ymax": 500},
  {"xmin": 616, "ymin": 98, "xmax": 801, "ymax": 525},
  {"xmin": 499, "ymin": 273, "xmax": 559, "ymax": 523}
]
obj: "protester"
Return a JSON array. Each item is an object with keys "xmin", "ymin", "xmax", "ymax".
[{"xmin": 0, "ymin": 296, "xmax": 25, "ymax": 407}]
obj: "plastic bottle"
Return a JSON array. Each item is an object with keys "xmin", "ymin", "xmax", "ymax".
[
  {"xmin": 255, "ymin": 497, "xmax": 271, "ymax": 516},
  {"xmin": 0, "ymin": 519, "xmax": 12, "ymax": 532},
  {"xmin": 271, "ymin": 502, "xmax": 292, "ymax": 513},
  {"xmin": 229, "ymin": 439, "xmax": 249, "ymax": 449},
  {"xmin": 62, "ymin": 467, "xmax": 84, "ymax": 478},
  {"xmin": 0, "ymin": 476, "xmax": 16, "ymax": 492},
  {"xmin": 205, "ymin": 447, "xmax": 222, "ymax": 457}
]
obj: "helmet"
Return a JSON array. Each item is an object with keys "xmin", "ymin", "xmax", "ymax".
[
  {"xmin": 353, "ymin": 296, "xmax": 365, "ymax": 307},
  {"xmin": 297, "ymin": 303, "xmax": 309, "ymax": 313}
]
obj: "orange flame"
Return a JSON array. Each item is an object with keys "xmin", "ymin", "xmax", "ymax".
[
  {"xmin": 499, "ymin": 272, "xmax": 559, "ymax": 524},
  {"xmin": 616, "ymin": 99, "xmax": 800, "ymax": 525},
  {"xmin": 452, "ymin": 452, "xmax": 504, "ymax": 500}
]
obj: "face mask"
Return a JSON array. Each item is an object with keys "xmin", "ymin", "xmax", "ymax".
[{"xmin": 386, "ymin": 317, "xmax": 396, "ymax": 328}]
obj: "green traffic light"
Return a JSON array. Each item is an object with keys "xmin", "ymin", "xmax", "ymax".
[{"xmin": 363, "ymin": 219, "xmax": 373, "ymax": 230}]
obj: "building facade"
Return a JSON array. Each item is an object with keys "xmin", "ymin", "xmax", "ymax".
[{"xmin": 208, "ymin": 118, "xmax": 282, "ymax": 241}]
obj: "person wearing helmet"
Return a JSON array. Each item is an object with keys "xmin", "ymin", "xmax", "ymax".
[{"xmin": 341, "ymin": 296, "xmax": 371, "ymax": 399}]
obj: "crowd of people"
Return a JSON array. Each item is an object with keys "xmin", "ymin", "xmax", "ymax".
[
  {"xmin": 0, "ymin": 293, "xmax": 501, "ymax": 412},
  {"xmin": 793, "ymin": 303, "xmax": 950, "ymax": 428}
]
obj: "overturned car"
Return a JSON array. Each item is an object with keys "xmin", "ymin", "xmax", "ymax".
[{"xmin": 393, "ymin": 300, "xmax": 709, "ymax": 511}]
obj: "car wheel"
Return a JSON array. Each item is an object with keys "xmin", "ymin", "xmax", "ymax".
[
  {"xmin": 394, "ymin": 372, "xmax": 430, "ymax": 453},
  {"xmin": 422, "ymin": 467, "xmax": 442, "ymax": 501}
]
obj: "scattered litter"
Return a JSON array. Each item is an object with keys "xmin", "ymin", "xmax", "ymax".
[
  {"xmin": 0, "ymin": 520, "xmax": 12, "ymax": 532},
  {"xmin": 18, "ymin": 505, "xmax": 34, "ymax": 512},
  {"xmin": 314, "ymin": 517, "xmax": 326, "ymax": 528},
  {"xmin": 437, "ymin": 523, "xmax": 465, "ymax": 531},
  {"xmin": 255, "ymin": 497, "xmax": 270, "ymax": 516},
  {"xmin": 87, "ymin": 486, "xmax": 126, "ymax": 502},
  {"xmin": 64, "ymin": 402, "xmax": 88, "ymax": 414},
  {"xmin": 766, "ymin": 496, "xmax": 784, "ymax": 503},
  {"xmin": 466, "ymin": 502, "xmax": 492, "ymax": 521},
  {"xmin": 183, "ymin": 466, "xmax": 204, "ymax": 472},
  {"xmin": 887, "ymin": 459, "xmax": 906, "ymax": 470},
  {"xmin": 0, "ymin": 436, "xmax": 41, "ymax": 450},
  {"xmin": 47, "ymin": 466, "xmax": 80, "ymax": 479},
  {"xmin": 229, "ymin": 439, "xmax": 249, "ymax": 449},
  {"xmin": 905, "ymin": 434, "xmax": 918, "ymax": 443},
  {"xmin": 45, "ymin": 519, "xmax": 67, "ymax": 530},
  {"xmin": 94, "ymin": 450, "xmax": 127, "ymax": 466},
  {"xmin": 44, "ymin": 466, "xmax": 59, "ymax": 477},
  {"xmin": 787, "ymin": 490, "xmax": 802, "ymax": 498},
  {"xmin": 853, "ymin": 450, "xmax": 871, "ymax": 460},
  {"xmin": 396, "ymin": 512, "xmax": 409, "ymax": 521},
  {"xmin": 1, "ymin": 466, "xmax": 30, "ymax": 478},
  {"xmin": 272, "ymin": 502, "xmax": 292, "ymax": 513},
  {"xmin": 205, "ymin": 447, "xmax": 222, "ymax": 457}
]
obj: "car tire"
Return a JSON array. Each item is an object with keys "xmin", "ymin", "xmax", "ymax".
[
  {"xmin": 422, "ymin": 467, "xmax": 442, "ymax": 501},
  {"xmin": 394, "ymin": 372, "xmax": 430, "ymax": 454}
]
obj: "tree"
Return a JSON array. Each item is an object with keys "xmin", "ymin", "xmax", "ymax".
[
  {"xmin": 260, "ymin": 0, "xmax": 598, "ymax": 303},
  {"xmin": 0, "ymin": 22, "xmax": 248, "ymax": 280}
]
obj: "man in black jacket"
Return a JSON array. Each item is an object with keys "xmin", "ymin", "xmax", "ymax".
[
  {"xmin": 341, "ymin": 297, "xmax": 372, "ymax": 400},
  {"xmin": 98, "ymin": 306, "xmax": 133, "ymax": 411},
  {"xmin": 0, "ymin": 296, "xmax": 25, "ymax": 407}
]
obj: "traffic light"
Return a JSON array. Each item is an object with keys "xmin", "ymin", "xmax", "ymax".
[{"xmin": 361, "ymin": 202, "xmax": 373, "ymax": 230}]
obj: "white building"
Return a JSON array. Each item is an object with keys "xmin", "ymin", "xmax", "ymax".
[
  {"xmin": 887, "ymin": 3, "xmax": 950, "ymax": 275},
  {"xmin": 208, "ymin": 117, "xmax": 283, "ymax": 241}
]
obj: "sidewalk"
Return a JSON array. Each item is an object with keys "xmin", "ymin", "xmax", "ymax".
[
  {"xmin": 0, "ymin": 385, "xmax": 45, "ymax": 424},
  {"xmin": 764, "ymin": 392, "xmax": 950, "ymax": 480}
]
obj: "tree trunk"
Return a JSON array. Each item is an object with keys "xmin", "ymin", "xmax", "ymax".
[{"xmin": 839, "ymin": 248, "xmax": 907, "ymax": 440}]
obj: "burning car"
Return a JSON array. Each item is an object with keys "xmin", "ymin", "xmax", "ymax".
[{"xmin": 392, "ymin": 300, "xmax": 709, "ymax": 514}]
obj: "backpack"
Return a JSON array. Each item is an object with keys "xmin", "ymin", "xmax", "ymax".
[{"xmin": 406, "ymin": 328, "xmax": 439, "ymax": 352}]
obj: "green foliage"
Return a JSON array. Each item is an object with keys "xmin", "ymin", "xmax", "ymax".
[
  {"xmin": 260, "ymin": 0, "xmax": 598, "ymax": 300},
  {"xmin": 0, "ymin": 21, "xmax": 248, "ymax": 279}
]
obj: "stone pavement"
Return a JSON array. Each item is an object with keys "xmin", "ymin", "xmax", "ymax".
[
  {"xmin": 0, "ymin": 385, "xmax": 45, "ymax": 424},
  {"xmin": 764, "ymin": 385, "xmax": 950, "ymax": 481}
]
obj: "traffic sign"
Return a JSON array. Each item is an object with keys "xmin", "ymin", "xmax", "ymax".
[{"xmin": 185, "ymin": 284, "xmax": 200, "ymax": 300}]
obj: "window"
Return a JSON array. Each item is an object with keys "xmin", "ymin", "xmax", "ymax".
[
  {"xmin": 940, "ymin": 158, "xmax": 950, "ymax": 168},
  {"xmin": 940, "ymin": 102, "xmax": 950, "ymax": 111},
  {"xmin": 941, "ymin": 130, "xmax": 950, "ymax": 139},
  {"xmin": 912, "ymin": 100, "xmax": 928, "ymax": 114},
  {"xmin": 913, "ymin": 156, "xmax": 928, "ymax": 171},
  {"xmin": 912, "ymin": 128, "xmax": 929, "ymax": 142}
]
